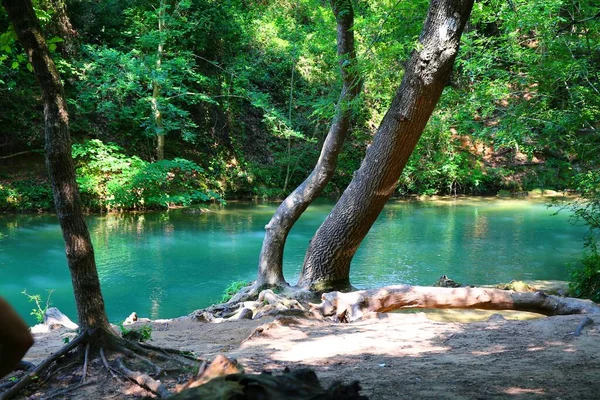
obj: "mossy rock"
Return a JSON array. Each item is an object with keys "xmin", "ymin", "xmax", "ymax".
[
  {"xmin": 495, "ymin": 280, "xmax": 536, "ymax": 292},
  {"xmin": 433, "ymin": 275, "xmax": 462, "ymax": 288}
]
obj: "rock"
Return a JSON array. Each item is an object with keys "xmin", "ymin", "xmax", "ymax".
[
  {"xmin": 123, "ymin": 312, "xmax": 138, "ymax": 325},
  {"xmin": 433, "ymin": 275, "xmax": 462, "ymax": 288},
  {"xmin": 43, "ymin": 307, "xmax": 78, "ymax": 330},
  {"xmin": 487, "ymin": 313, "xmax": 506, "ymax": 322},
  {"xmin": 495, "ymin": 280, "xmax": 536, "ymax": 293},
  {"xmin": 237, "ymin": 308, "xmax": 253, "ymax": 320},
  {"xmin": 172, "ymin": 367, "xmax": 367, "ymax": 400}
]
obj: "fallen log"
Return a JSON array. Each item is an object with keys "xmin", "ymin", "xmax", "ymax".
[{"xmin": 310, "ymin": 285, "xmax": 600, "ymax": 322}]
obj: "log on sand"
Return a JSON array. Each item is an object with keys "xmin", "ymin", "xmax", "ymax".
[{"xmin": 310, "ymin": 285, "xmax": 600, "ymax": 322}]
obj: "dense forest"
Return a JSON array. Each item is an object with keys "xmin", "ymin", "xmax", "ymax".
[
  {"xmin": 0, "ymin": 0, "xmax": 598, "ymax": 213},
  {"xmin": 2, "ymin": 1, "xmax": 600, "ymax": 398}
]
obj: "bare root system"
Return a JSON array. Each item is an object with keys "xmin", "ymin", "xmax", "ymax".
[{"xmin": 0, "ymin": 329, "xmax": 200, "ymax": 400}]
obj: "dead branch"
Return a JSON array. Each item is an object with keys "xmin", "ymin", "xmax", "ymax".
[{"xmin": 0, "ymin": 150, "xmax": 42, "ymax": 159}]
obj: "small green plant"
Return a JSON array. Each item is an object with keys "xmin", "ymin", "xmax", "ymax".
[
  {"xmin": 119, "ymin": 323, "xmax": 153, "ymax": 343},
  {"xmin": 220, "ymin": 280, "xmax": 250, "ymax": 303},
  {"xmin": 563, "ymin": 171, "xmax": 600, "ymax": 301},
  {"xmin": 569, "ymin": 247, "xmax": 600, "ymax": 302},
  {"xmin": 21, "ymin": 289, "xmax": 55, "ymax": 323}
]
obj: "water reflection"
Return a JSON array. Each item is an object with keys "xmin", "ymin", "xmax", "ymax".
[{"xmin": 0, "ymin": 199, "xmax": 587, "ymax": 325}]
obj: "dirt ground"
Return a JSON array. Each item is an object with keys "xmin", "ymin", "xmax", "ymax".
[{"xmin": 6, "ymin": 309, "xmax": 600, "ymax": 399}]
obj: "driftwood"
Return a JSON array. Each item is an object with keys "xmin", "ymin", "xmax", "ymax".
[{"xmin": 310, "ymin": 285, "xmax": 600, "ymax": 322}]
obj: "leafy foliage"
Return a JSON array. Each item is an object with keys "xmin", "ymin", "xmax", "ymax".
[
  {"xmin": 72, "ymin": 139, "xmax": 223, "ymax": 211},
  {"xmin": 0, "ymin": 179, "xmax": 53, "ymax": 212},
  {"xmin": 566, "ymin": 171, "xmax": 600, "ymax": 301},
  {"xmin": 1, "ymin": 0, "xmax": 599, "ymax": 206},
  {"xmin": 220, "ymin": 280, "xmax": 250, "ymax": 303},
  {"xmin": 119, "ymin": 323, "xmax": 153, "ymax": 343}
]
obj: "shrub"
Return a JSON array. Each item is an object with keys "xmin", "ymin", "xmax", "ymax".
[
  {"xmin": 0, "ymin": 179, "xmax": 54, "ymax": 212},
  {"xmin": 565, "ymin": 171, "xmax": 600, "ymax": 301},
  {"xmin": 72, "ymin": 139, "xmax": 224, "ymax": 211},
  {"xmin": 220, "ymin": 280, "xmax": 250, "ymax": 303}
]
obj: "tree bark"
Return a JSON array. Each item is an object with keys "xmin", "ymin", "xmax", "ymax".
[
  {"xmin": 298, "ymin": 0, "xmax": 475, "ymax": 290},
  {"xmin": 312, "ymin": 285, "xmax": 600, "ymax": 322},
  {"xmin": 2, "ymin": 0, "xmax": 112, "ymax": 333},
  {"xmin": 256, "ymin": 0, "xmax": 361, "ymax": 287},
  {"xmin": 40, "ymin": 0, "xmax": 78, "ymax": 56},
  {"xmin": 152, "ymin": 0, "xmax": 166, "ymax": 161}
]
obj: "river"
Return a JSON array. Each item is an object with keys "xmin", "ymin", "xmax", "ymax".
[{"xmin": 0, "ymin": 198, "xmax": 587, "ymax": 325}]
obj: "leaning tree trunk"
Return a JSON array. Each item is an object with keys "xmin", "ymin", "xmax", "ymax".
[
  {"xmin": 311, "ymin": 285, "xmax": 600, "ymax": 322},
  {"xmin": 2, "ymin": 0, "xmax": 112, "ymax": 333},
  {"xmin": 256, "ymin": 0, "xmax": 361, "ymax": 287},
  {"xmin": 298, "ymin": 0, "xmax": 475, "ymax": 291}
]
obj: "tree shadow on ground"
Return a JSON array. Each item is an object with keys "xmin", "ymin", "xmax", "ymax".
[{"xmin": 228, "ymin": 312, "xmax": 600, "ymax": 399}]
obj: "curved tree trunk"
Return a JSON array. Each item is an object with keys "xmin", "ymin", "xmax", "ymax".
[
  {"xmin": 256, "ymin": 0, "xmax": 361, "ymax": 287},
  {"xmin": 298, "ymin": 0, "xmax": 475, "ymax": 291},
  {"xmin": 2, "ymin": 0, "xmax": 112, "ymax": 333},
  {"xmin": 311, "ymin": 285, "xmax": 600, "ymax": 322}
]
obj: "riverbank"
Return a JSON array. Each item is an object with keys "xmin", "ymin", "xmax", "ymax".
[{"xmin": 7, "ymin": 307, "xmax": 600, "ymax": 399}]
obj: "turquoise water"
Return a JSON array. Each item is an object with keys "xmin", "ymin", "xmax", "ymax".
[{"xmin": 0, "ymin": 198, "xmax": 587, "ymax": 326}]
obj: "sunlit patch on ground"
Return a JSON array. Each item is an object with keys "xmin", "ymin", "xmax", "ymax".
[
  {"xmin": 503, "ymin": 387, "xmax": 546, "ymax": 395},
  {"xmin": 396, "ymin": 308, "xmax": 545, "ymax": 322}
]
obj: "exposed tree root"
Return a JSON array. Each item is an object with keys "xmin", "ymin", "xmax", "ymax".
[
  {"xmin": 80, "ymin": 343, "xmax": 90, "ymax": 383},
  {"xmin": 1, "ymin": 330, "xmax": 89, "ymax": 399},
  {"xmin": 114, "ymin": 357, "xmax": 170, "ymax": 398},
  {"xmin": 43, "ymin": 381, "xmax": 93, "ymax": 400},
  {"xmin": 0, "ymin": 329, "xmax": 200, "ymax": 400},
  {"xmin": 573, "ymin": 316, "xmax": 594, "ymax": 336},
  {"xmin": 190, "ymin": 285, "xmax": 321, "ymax": 322}
]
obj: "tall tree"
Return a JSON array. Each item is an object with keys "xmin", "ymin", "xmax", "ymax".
[
  {"xmin": 256, "ymin": 0, "xmax": 361, "ymax": 288},
  {"xmin": 1, "ymin": 0, "xmax": 112, "ymax": 334},
  {"xmin": 1, "ymin": 1, "xmax": 197, "ymax": 397},
  {"xmin": 298, "ymin": 0, "xmax": 475, "ymax": 290}
]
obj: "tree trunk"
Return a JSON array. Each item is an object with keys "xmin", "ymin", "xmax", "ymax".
[
  {"xmin": 152, "ymin": 0, "xmax": 166, "ymax": 161},
  {"xmin": 41, "ymin": 0, "xmax": 78, "ymax": 56},
  {"xmin": 256, "ymin": 0, "xmax": 361, "ymax": 287},
  {"xmin": 312, "ymin": 285, "xmax": 600, "ymax": 322},
  {"xmin": 2, "ymin": 0, "xmax": 112, "ymax": 333},
  {"xmin": 298, "ymin": 0, "xmax": 475, "ymax": 291}
]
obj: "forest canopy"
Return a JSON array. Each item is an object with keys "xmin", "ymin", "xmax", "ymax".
[{"xmin": 0, "ymin": 0, "xmax": 599, "ymax": 212}]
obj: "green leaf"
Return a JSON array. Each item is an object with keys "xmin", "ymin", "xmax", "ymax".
[
  {"xmin": 11, "ymin": 61, "xmax": 19, "ymax": 69},
  {"xmin": 26, "ymin": 63, "xmax": 33, "ymax": 72}
]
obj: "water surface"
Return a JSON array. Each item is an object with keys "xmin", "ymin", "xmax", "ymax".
[{"xmin": 0, "ymin": 198, "xmax": 586, "ymax": 325}]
